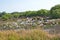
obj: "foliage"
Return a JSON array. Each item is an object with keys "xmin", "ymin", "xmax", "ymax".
[
  {"xmin": 0, "ymin": 4, "xmax": 60, "ymax": 19},
  {"xmin": 37, "ymin": 9, "xmax": 49, "ymax": 17},
  {"xmin": 1, "ymin": 13, "xmax": 12, "ymax": 20},
  {"xmin": 50, "ymin": 4, "xmax": 60, "ymax": 19}
]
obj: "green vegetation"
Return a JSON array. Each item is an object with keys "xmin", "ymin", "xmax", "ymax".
[
  {"xmin": 0, "ymin": 4, "xmax": 60, "ymax": 20},
  {"xmin": 0, "ymin": 4, "xmax": 60, "ymax": 40},
  {"xmin": 50, "ymin": 4, "xmax": 60, "ymax": 19}
]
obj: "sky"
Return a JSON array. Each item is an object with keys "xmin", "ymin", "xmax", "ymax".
[{"xmin": 0, "ymin": 0, "xmax": 60, "ymax": 12}]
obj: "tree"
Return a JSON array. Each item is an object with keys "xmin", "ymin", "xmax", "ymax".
[
  {"xmin": 37, "ymin": 9, "xmax": 49, "ymax": 17},
  {"xmin": 0, "ymin": 12, "xmax": 6, "ymax": 17},
  {"xmin": 50, "ymin": 4, "xmax": 60, "ymax": 19},
  {"xmin": 11, "ymin": 12, "xmax": 20, "ymax": 18},
  {"xmin": 1, "ymin": 13, "xmax": 12, "ymax": 20},
  {"xmin": 22, "ymin": 11, "xmax": 37, "ymax": 17}
]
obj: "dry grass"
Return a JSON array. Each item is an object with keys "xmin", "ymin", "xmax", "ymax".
[{"xmin": 0, "ymin": 29, "xmax": 59, "ymax": 40}]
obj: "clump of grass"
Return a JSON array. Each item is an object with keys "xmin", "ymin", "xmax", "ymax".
[
  {"xmin": 51, "ymin": 36, "xmax": 60, "ymax": 40},
  {"xmin": 0, "ymin": 29, "xmax": 59, "ymax": 40}
]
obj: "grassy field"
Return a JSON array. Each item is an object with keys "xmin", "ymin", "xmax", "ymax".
[{"xmin": 0, "ymin": 29, "xmax": 59, "ymax": 40}]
